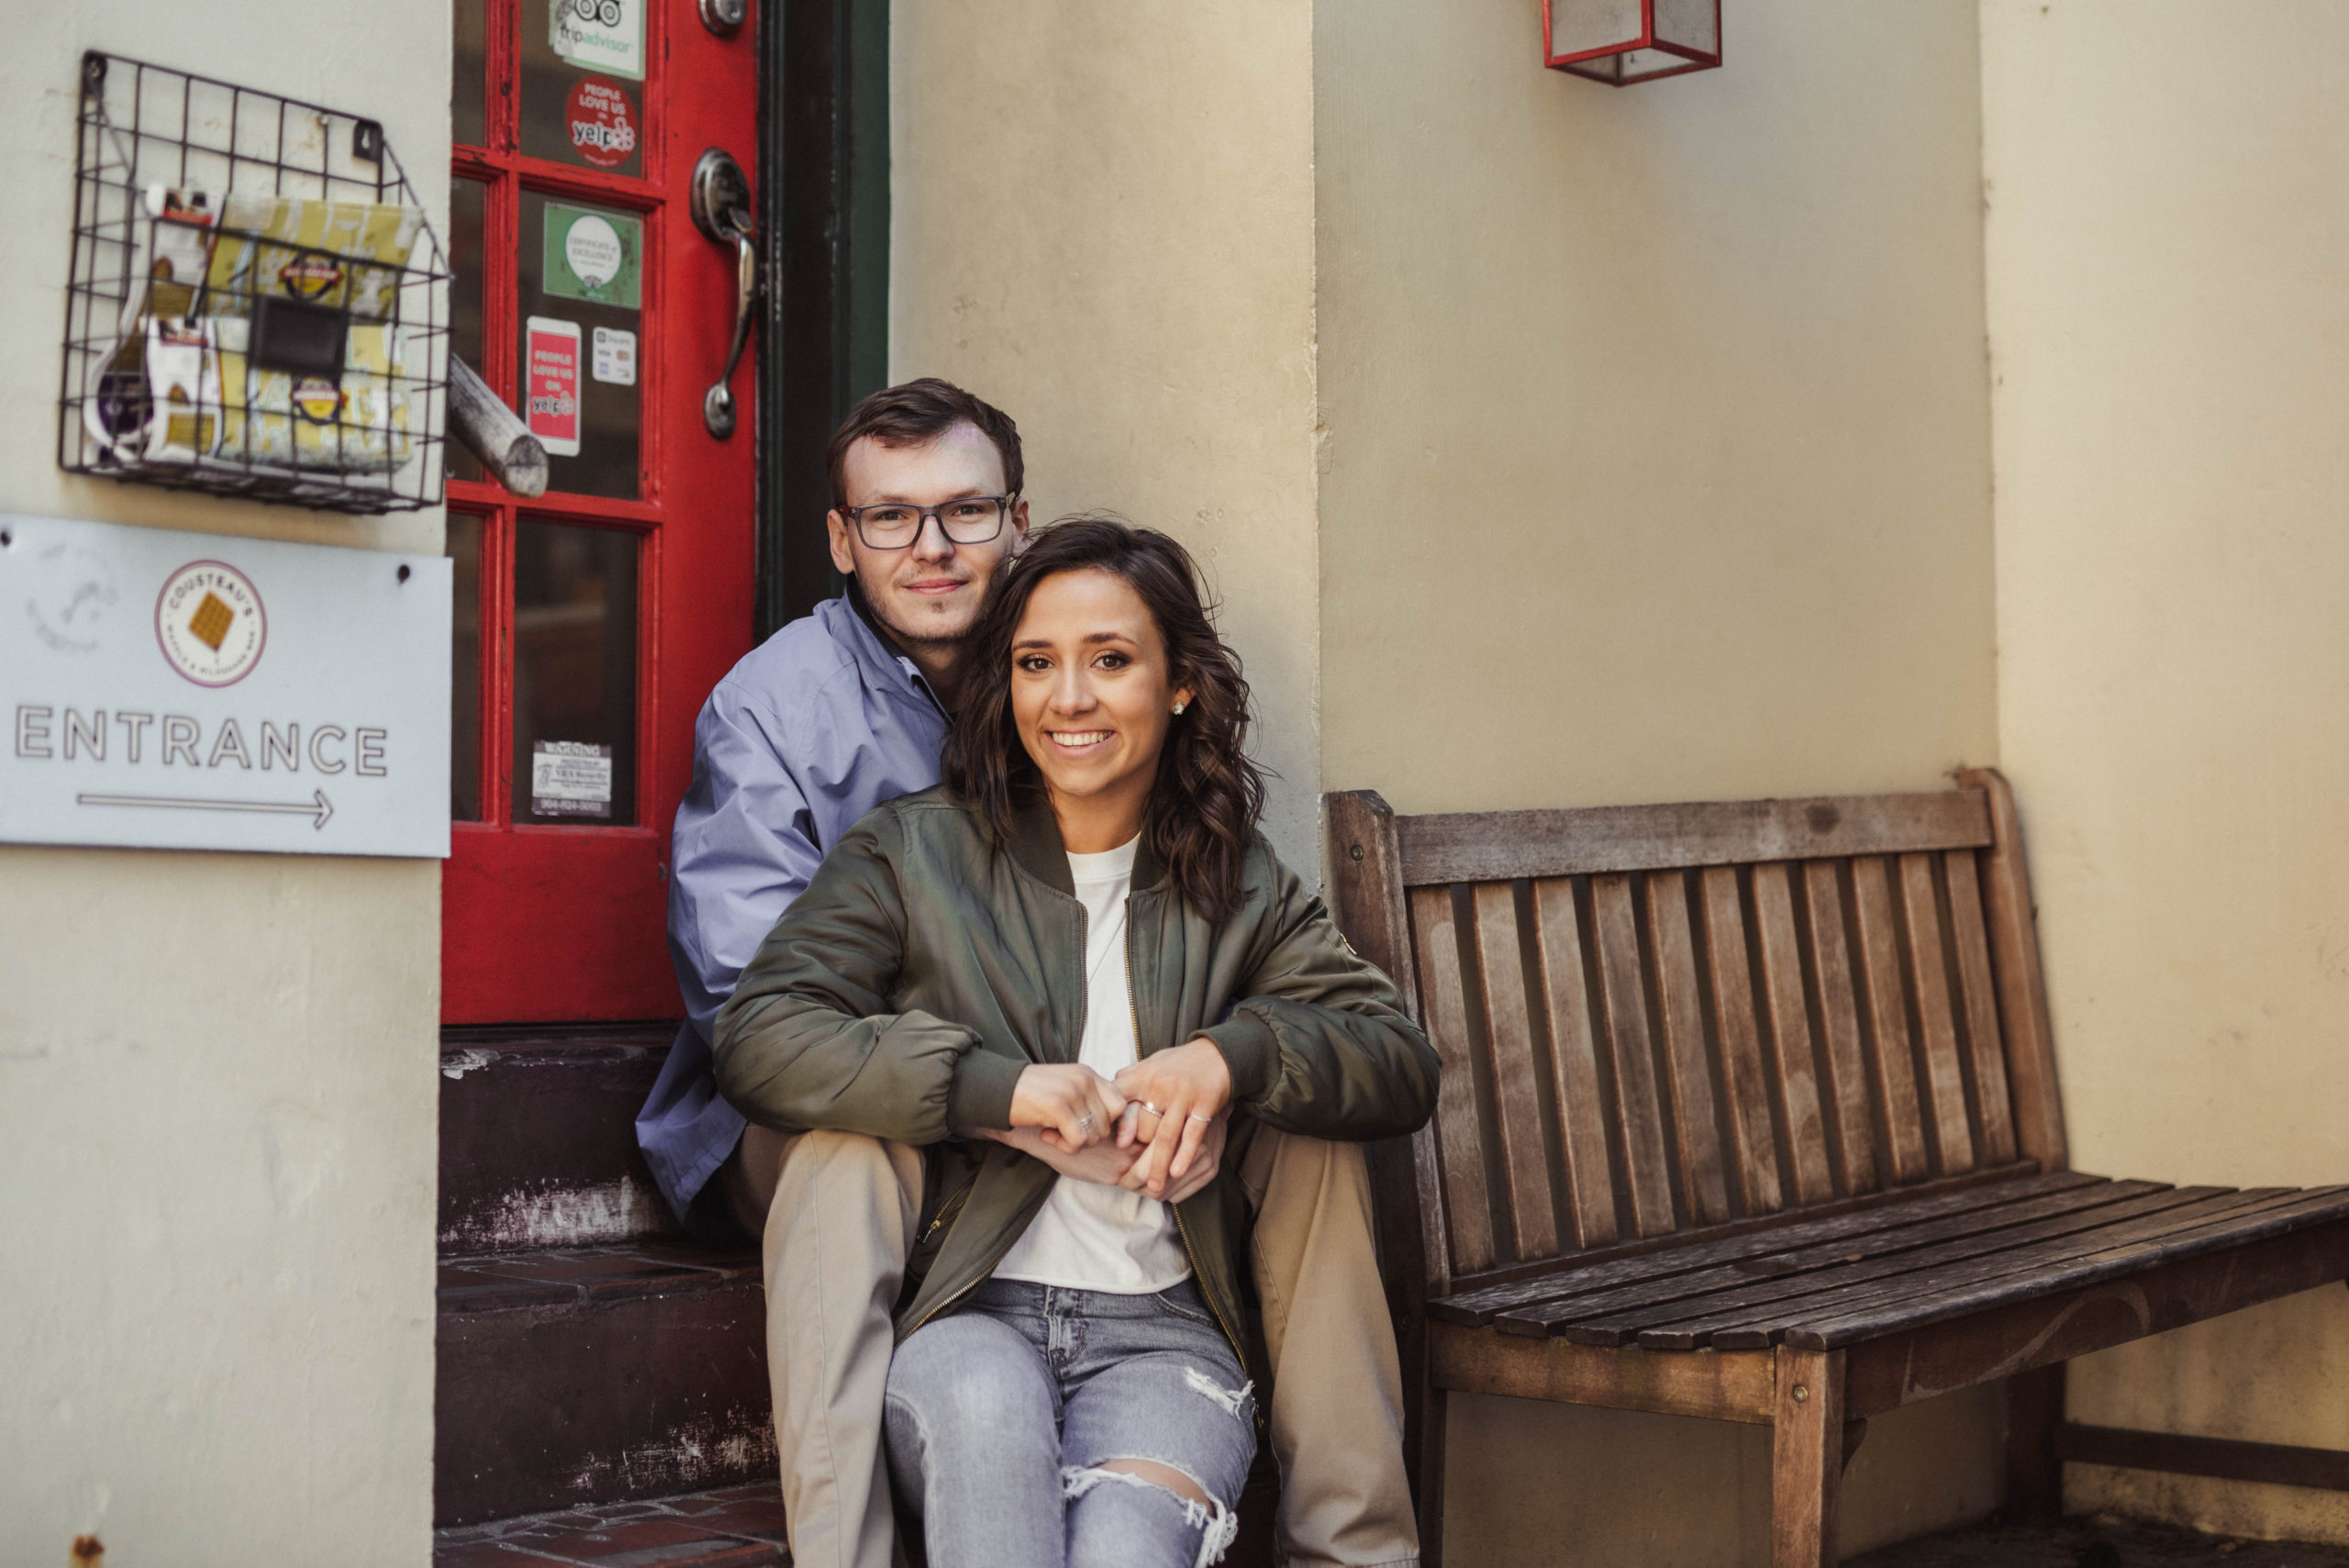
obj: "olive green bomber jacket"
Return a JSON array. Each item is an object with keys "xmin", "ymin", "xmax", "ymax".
[{"xmin": 711, "ymin": 784, "xmax": 1440, "ymax": 1369}]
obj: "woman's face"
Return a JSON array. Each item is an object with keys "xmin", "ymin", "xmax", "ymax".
[{"xmin": 1010, "ymin": 567, "xmax": 1193, "ymax": 827}]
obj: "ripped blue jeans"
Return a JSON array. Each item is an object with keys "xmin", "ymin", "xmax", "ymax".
[{"xmin": 883, "ymin": 1279, "xmax": 1256, "ymax": 1568}]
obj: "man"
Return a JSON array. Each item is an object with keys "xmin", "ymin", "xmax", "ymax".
[{"xmin": 637, "ymin": 378, "xmax": 1419, "ymax": 1568}]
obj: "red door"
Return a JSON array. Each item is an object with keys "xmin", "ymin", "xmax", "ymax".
[{"xmin": 442, "ymin": 0, "xmax": 759, "ymax": 1022}]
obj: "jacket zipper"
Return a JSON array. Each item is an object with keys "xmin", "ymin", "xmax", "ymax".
[
  {"xmin": 905, "ymin": 892, "xmax": 1094, "ymax": 1339},
  {"xmin": 907, "ymin": 886, "xmax": 1248, "ymax": 1379},
  {"xmin": 1132, "ymin": 902, "xmax": 1249, "ymax": 1376}
]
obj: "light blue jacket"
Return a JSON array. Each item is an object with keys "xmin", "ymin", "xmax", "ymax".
[{"xmin": 635, "ymin": 593, "xmax": 947, "ymax": 1220}]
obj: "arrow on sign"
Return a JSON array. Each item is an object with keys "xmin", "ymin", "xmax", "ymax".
[{"xmin": 77, "ymin": 789, "xmax": 335, "ymax": 830}]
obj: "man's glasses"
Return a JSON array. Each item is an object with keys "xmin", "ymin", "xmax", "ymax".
[{"xmin": 839, "ymin": 495, "xmax": 1016, "ymax": 550}]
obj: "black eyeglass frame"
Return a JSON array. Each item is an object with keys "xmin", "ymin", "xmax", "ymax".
[{"xmin": 837, "ymin": 494, "xmax": 1019, "ymax": 550}]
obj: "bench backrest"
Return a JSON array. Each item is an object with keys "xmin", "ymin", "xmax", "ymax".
[{"xmin": 1326, "ymin": 769, "xmax": 2065, "ymax": 1296}]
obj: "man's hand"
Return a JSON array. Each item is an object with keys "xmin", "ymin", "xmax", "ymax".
[
  {"xmin": 1111, "ymin": 1037, "xmax": 1233, "ymax": 1198},
  {"xmin": 977, "ymin": 1124, "xmax": 1144, "ymax": 1186},
  {"xmin": 1008, "ymin": 1062, "xmax": 1127, "ymax": 1151},
  {"xmin": 1116, "ymin": 1106, "xmax": 1227, "ymax": 1205}
]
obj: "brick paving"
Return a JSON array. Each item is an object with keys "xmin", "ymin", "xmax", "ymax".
[{"xmin": 434, "ymin": 1484, "xmax": 789, "ymax": 1568}]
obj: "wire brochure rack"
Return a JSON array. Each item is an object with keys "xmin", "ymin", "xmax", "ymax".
[{"xmin": 58, "ymin": 51, "xmax": 451, "ymax": 515}]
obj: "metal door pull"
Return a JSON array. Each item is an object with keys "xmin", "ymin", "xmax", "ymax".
[{"xmin": 690, "ymin": 148, "xmax": 757, "ymax": 439}]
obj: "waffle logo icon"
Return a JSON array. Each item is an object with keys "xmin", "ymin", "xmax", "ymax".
[
  {"xmin": 156, "ymin": 561, "xmax": 267, "ymax": 687},
  {"xmin": 186, "ymin": 591, "xmax": 235, "ymax": 651}
]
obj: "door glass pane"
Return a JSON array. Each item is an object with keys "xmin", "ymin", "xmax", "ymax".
[
  {"xmin": 519, "ymin": 0, "xmax": 646, "ymax": 177},
  {"xmin": 448, "ymin": 513, "xmax": 484, "ymax": 821},
  {"xmin": 518, "ymin": 191, "xmax": 641, "ymax": 498},
  {"xmin": 453, "ymin": 0, "xmax": 488, "ymax": 149},
  {"xmin": 448, "ymin": 177, "xmax": 488, "ymax": 484},
  {"xmin": 512, "ymin": 519, "xmax": 638, "ymax": 827}
]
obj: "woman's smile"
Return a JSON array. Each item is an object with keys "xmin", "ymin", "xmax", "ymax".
[{"xmin": 1009, "ymin": 567, "xmax": 1192, "ymax": 852}]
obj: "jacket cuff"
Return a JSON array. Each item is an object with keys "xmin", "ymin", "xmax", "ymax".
[
  {"xmin": 947, "ymin": 1046, "xmax": 1025, "ymax": 1132},
  {"xmin": 1199, "ymin": 1008, "xmax": 1277, "ymax": 1105}
]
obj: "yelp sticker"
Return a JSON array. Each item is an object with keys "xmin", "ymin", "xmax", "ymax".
[{"xmin": 156, "ymin": 560, "xmax": 267, "ymax": 686}]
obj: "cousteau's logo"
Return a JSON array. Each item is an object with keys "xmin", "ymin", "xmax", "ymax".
[{"xmin": 155, "ymin": 560, "xmax": 267, "ymax": 687}]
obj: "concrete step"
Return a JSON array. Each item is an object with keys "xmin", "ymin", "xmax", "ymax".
[
  {"xmin": 440, "ymin": 1027, "xmax": 684, "ymax": 1253},
  {"xmin": 433, "ymin": 1483, "xmax": 789, "ymax": 1568},
  {"xmin": 435, "ymin": 1241, "xmax": 773, "ymax": 1528}
]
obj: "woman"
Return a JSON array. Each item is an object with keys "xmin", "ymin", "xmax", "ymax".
[{"xmin": 714, "ymin": 517, "xmax": 1438, "ymax": 1568}]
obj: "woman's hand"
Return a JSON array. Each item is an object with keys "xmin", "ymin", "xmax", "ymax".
[
  {"xmin": 1009, "ymin": 1062, "xmax": 1128, "ymax": 1151},
  {"xmin": 979, "ymin": 1123, "xmax": 1143, "ymax": 1186},
  {"xmin": 1111, "ymin": 1037, "xmax": 1233, "ymax": 1198},
  {"xmin": 1116, "ymin": 1106, "xmax": 1227, "ymax": 1205}
]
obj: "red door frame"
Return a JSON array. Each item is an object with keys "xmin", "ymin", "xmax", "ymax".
[{"xmin": 443, "ymin": 0, "xmax": 758, "ymax": 1023}]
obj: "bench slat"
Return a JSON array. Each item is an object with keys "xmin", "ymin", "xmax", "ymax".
[
  {"xmin": 1900, "ymin": 853, "xmax": 1977, "ymax": 1174},
  {"xmin": 1753, "ymin": 863, "xmax": 1837, "ymax": 1207},
  {"xmin": 1530, "ymin": 1180, "xmax": 2177, "ymax": 1346},
  {"xmin": 1784, "ymin": 1186, "xmax": 2349, "ymax": 1350},
  {"xmin": 1700, "ymin": 866, "xmax": 1786, "ymax": 1216},
  {"xmin": 1429, "ymin": 1169, "xmax": 2092, "ymax": 1329},
  {"xmin": 1851, "ymin": 857, "xmax": 1932, "ymax": 1184},
  {"xmin": 1410, "ymin": 884, "xmax": 1497, "ymax": 1274},
  {"xmin": 1531, "ymin": 878, "xmax": 1622, "ymax": 1250},
  {"xmin": 1395, "ymin": 790, "xmax": 1995, "ymax": 886},
  {"xmin": 1471, "ymin": 883, "xmax": 1561, "ymax": 1262},
  {"xmin": 1591, "ymin": 873, "xmax": 1677, "ymax": 1237},
  {"xmin": 1943, "ymin": 851, "xmax": 2019, "ymax": 1166},
  {"xmin": 1801, "ymin": 862, "xmax": 1881, "ymax": 1195},
  {"xmin": 1646, "ymin": 873, "xmax": 1735, "ymax": 1228},
  {"xmin": 1737, "ymin": 1187, "xmax": 2291, "ymax": 1350},
  {"xmin": 1627, "ymin": 1184, "xmax": 2212, "ymax": 1351}
]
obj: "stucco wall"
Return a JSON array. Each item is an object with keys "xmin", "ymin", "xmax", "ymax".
[
  {"xmin": 0, "ymin": 6, "xmax": 445, "ymax": 1562},
  {"xmin": 1981, "ymin": 0, "xmax": 2349, "ymax": 1542},
  {"xmin": 1314, "ymin": 3, "xmax": 2003, "ymax": 1558},
  {"xmin": 1316, "ymin": 0, "xmax": 1998, "ymax": 817},
  {"xmin": 886, "ymin": 0, "xmax": 1323, "ymax": 865}
]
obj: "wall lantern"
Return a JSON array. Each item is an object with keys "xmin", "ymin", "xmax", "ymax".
[{"xmin": 1545, "ymin": 0, "xmax": 1721, "ymax": 84}]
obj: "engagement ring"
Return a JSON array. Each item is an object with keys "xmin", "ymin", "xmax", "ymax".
[{"xmin": 1141, "ymin": 1101, "xmax": 1164, "ymax": 1117}]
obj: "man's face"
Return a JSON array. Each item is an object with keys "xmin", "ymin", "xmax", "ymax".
[{"xmin": 828, "ymin": 423, "xmax": 1030, "ymax": 657}]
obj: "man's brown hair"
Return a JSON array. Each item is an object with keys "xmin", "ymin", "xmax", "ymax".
[{"xmin": 826, "ymin": 377, "xmax": 1023, "ymax": 510}]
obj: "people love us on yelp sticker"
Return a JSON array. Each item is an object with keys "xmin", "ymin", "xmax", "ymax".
[
  {"xmin": 526, "ymin": 317, "xmax": 582, "ymax": 457},
  {"xmin": 566, "ymin": 77, "xmax": 638, "ymax": 169}
]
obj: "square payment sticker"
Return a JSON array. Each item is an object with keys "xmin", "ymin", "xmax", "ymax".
[
  {"xmin": 592, "ymin": 326, "xmax": 637, "ymax": 385},
  {"xmin": 525, "ymin": 317, "xmax": 582, "ymax": 456}
]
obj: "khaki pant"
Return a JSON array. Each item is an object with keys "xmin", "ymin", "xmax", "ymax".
[{"xmin": 724, "ymin": 1121, "xmax": 1419, "ymax": 1568}]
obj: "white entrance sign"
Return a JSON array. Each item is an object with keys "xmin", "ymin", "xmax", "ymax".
[{"xmin": 0, "ymin": 513, "xmax": 451, "ymax": 859}]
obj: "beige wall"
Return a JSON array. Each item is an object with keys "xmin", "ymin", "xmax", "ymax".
[
  {"xmin": 0, "ymin": 5, "xmax": 445, "ymax": 1562},
  {"xmin": 1446, "ymin": 1384, "xmax": 2004, "ymax": 1566},
  {"xmin": 887, "ymin": 0, "xmax": 1324, "ymax": 864},
  {"xmin": 1981, "ymin": 0, "xmax": 2349, "ymax": 1542},
  {"xmin": 1316, "ymin": 0, "xmax": 1998, "ymax": 817}
]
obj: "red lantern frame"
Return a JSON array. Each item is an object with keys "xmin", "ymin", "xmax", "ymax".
[{"xmin": 1543, "ymin": 0, "xmax": 1722, "ymax": 85}]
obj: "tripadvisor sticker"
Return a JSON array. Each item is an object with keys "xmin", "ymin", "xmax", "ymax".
[
  {"xmin": 543, "ymin": 205, "xmax": 640, "ymax": 310},
  {"xmin": 550, "ymin": 0, "xmax": 642, "ymax": 81}
]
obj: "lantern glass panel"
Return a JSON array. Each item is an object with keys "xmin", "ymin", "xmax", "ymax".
[
  {"xmin": 1550, "ymin": 0, "xmax": 1646, "ymax": 59},
  {"xmin": 1653, "ymin": 0, "xmax": 1719, "ymax": 54}
]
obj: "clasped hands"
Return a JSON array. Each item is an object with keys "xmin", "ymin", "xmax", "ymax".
[{"xmin": 972, "ymin": 1038, "xmax": 1234, "ymax": 1203}]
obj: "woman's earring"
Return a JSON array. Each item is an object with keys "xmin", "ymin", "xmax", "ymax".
[{"xmin": 1173, "ymin": 701, "xmax": 1186, "ymax": 716}]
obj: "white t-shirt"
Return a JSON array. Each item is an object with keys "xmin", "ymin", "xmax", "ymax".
[{"xmin": 992, "ymin": 836, "xmax": 1194, "ymax": 1293}]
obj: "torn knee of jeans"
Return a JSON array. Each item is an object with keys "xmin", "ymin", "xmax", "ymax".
[
  {"xmin": 1181, "ymin": 1364, "xmax": 1254, "ymax": 1419},
  {"xmin": 1061, "ymin": 1463, "xmax": 1241, "ymax": 1568}
]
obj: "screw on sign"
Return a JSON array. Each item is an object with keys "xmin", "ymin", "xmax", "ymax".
[{"xmin": 567, "ymin": 77, "xmax": 638, "ymax": 169}]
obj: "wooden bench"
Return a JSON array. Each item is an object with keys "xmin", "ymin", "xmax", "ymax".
[{"xmin": 1324, "ymin": 770, "xmax": 2349, "ymax": 1567}]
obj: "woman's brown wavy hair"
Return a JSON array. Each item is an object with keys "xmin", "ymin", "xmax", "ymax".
[{"xmin": 941, "ymin": 515, "xmax": 1266, "ymax": 917}]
